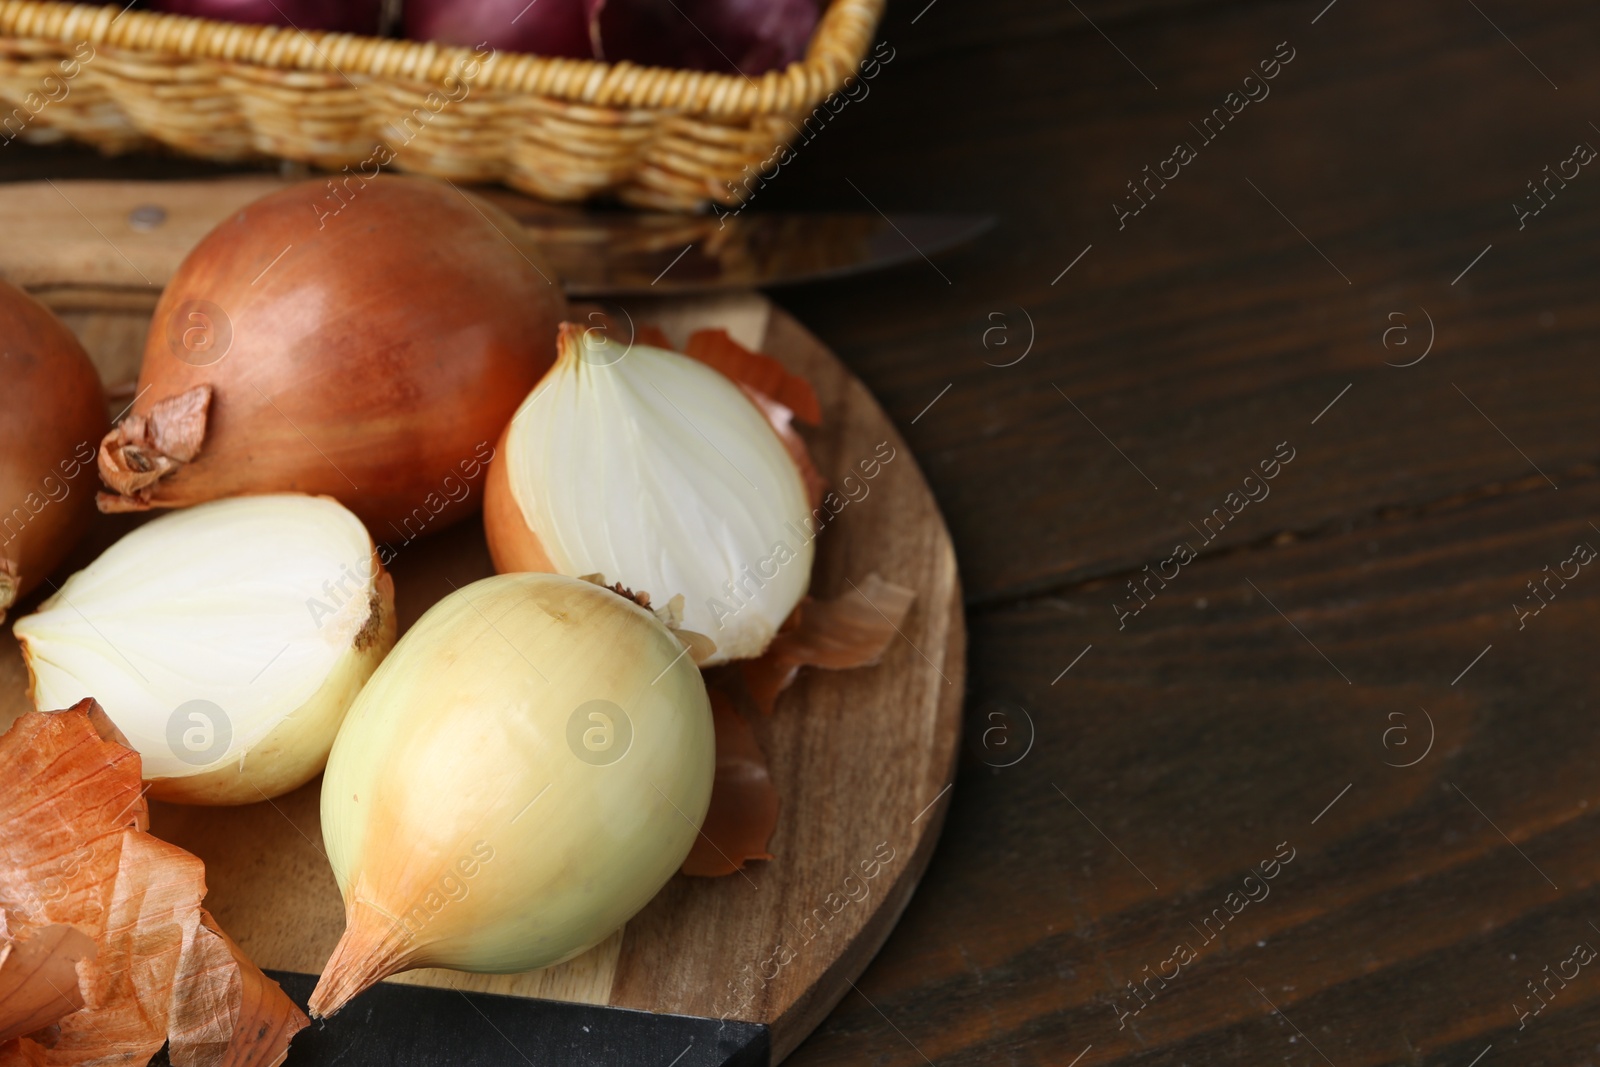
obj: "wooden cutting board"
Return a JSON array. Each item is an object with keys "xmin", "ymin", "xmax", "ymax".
[{"xmin": 0, "ymin": 265, "xmax": 965, "ymax": 1065}]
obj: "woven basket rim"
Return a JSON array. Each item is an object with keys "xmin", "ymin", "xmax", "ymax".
[{"xmin": 0, "ymin": 0, "xmax": 885, "ymax": 118}]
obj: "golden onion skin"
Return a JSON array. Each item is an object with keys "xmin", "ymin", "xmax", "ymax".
[
  {"xmin": 311, "ymin": 573, "xmax": 714, "ymax": 1017},
  {"xmin": 96, "ymin": 176, "xmax": 565, "ymax": 532},
  {"xmin": 0, "ymin": 280, "xmax": 107, "ymax": 621},
  {"xmin": 481, "ymin": 418, "xmax": 559, "ymax": 575}
]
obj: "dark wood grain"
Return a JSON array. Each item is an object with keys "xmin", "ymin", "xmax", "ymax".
[
  {"xmin": 773, "ymin": 0, "xmax": 1600, "ymax": 603},
  {"xmin": 800, "ymin": 474, "xmax": 1600, "ymax": 1065},
  {"xmin": 4, "ymin": 0, "xmax": 1598, "ymax": 1064},
  {"xmin": 763, "ymin": 0, "xmax": 1600, "ymax": 1064}
]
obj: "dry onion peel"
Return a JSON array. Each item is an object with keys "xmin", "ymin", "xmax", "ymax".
[
  {"xmin": 485, "ymin": 323, "xmax": 815, "ymax": 665},
  {"xmin": 0, "ymin": 699, "xmax": 307, "ymax": 1065},
  {"xmin": 95, "ymin": 175, "xmax": 565, "ymax": 532},
  {"xmin": 681, "ymin": 687, "xmax": 778, "ymax": 877},
  {"xmin": 97, "ymin": 385, "xmax": 209, "ymax": 502},
  {"xmin": 14, "ymin": 494, "xmax": 395, "ymax": 804},
  {"xmin": 312, "ymin": 573, "xmax": 713, "ymax": 1016},
  {"xmin": 577, "ymin": 574, "xmax": 719, "ymax": 663},
  {"xmin": 0, "ymin": 924, "xmax": 96, "ymax": 1044},
  {"xmin": 742, "ymin": 572, "xmax": 917, "ymax": 715},
  {"xmin": 681, "ymin": 327, "xmax": 821, "ymax": 427},
  {"xmin": 632, "ymin": 323, "xmax": 673, "ymax": 349},
  {"xmin": 688, "ymin": 574, "xmax": 915, "ymax": 876},
  {"xmin": 0, "ymin": 279, "xmax": 108, "ymax": 624}
]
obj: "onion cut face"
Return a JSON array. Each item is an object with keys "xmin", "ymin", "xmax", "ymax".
[
  {"xmin": 13, "ymin": 494, "xmax": 395, "ymax": 804},
  {"xmin": 484, "ymin": 323, "xmax": 815, "ymax": 664}
]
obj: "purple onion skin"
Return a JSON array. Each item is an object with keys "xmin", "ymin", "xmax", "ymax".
[
  {"xmin": 697, "ymin": 0, "xmax": 818, "ymax": 74},
  {"xmin": 405, "ymin": 0, "xmax": 592, "ymax": 58},
  {"xmin": 587, "ymin": 0, "xmax": 818, "ymax": 75},
  {"xmin": 149, "ymin": 0, "xmax": 384, "ymax": 33}
]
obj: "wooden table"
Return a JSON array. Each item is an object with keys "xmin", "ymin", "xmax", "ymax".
[{"xmin": 6, "ymin": 0, "xmax": 1598, "ymax": 1063}]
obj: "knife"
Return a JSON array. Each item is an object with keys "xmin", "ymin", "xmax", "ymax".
[
  {"xmin": 0, "ymin": 178, "xmax": 990, "ymax": 306},
  {"xmin": 267, "ymin": 973, "xmax": 769, "ymax": 1067}
]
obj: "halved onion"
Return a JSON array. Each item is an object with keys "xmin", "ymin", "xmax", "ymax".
[
  {"xmin": 483, "ymin": 324, "xmax": 814, "ymax": 664},
  {"xmin": 14, "ymin": 494, "xmax": 395, "ymax": 804}
]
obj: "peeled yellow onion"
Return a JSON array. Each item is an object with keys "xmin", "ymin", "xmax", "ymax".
[
  {"xmin": 310, "ymin": 573, "xmax": 714, "ymax": 1017},
  {"xmin": 484, "ymin": 324, "xmax": 814, "ymax": 664},
  {"xmin": 13, "ymin": 494, "xmax": 395, "ymax": 804}
]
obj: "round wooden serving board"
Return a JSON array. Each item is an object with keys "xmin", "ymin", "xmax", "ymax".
[{"xmin": 0, "ymin": 289, "xmax": 965, "ymax": 1065}]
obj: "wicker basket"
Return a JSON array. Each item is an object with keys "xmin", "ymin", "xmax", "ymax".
[{"xmin": 0, "ymin": 0, "xmax": 884, "ymax": 210}]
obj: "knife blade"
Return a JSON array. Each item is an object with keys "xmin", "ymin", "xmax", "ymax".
[
  {"xmin": 0, "ymin": 178, "xmax": 990, "ymax": 305},
  {"xmin": 473, "ymin": 188, "xmax": 992, "ymax": 296}
]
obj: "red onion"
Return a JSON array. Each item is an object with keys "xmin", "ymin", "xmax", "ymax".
[
  {"xmin": 586, "ymin": 0, "xmax": 818, "ymax": 75},
  {"xmin": 149, "ymin": 0, "xmax": 384, "ymax": 33},
  {"xmin": 405, "ymin": 0, "xmax": 592, "ymax": 58}
]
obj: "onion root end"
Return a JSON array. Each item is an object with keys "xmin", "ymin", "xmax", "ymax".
[{"xmin": 96, "ymin": 385, "xmax": 212, "ymax": 512}]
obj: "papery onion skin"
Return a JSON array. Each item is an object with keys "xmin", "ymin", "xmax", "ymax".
[
  {"xmin": 14, "ymin": 494, "xmax": 397, "ymax": 805},
  {"xmin": 0, "ymin": 698, "xmax": 311, "ymax": 1063},
  {"xmin": 96, "ymin": 176, "xmax": 565, "ymax": 534},
  {"xmin": 311, "ymin": 573, "xmax": 713, "ymax": 1016},
  {"xmin": 484, "ymin": 324, "xmax": 814, "ymax": 664},
  {"xmin": 0, "ymin": 280, "xmax": 107, "ymax": 623}
]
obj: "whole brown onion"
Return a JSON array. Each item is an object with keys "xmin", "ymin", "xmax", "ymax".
[
  {"xmin": 0, "ymin": 281, "xmax": 107, "ymax": 622},
  {"xmin": 97, "ymin": 177, "xmax": 566, "ymax": 542}
]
